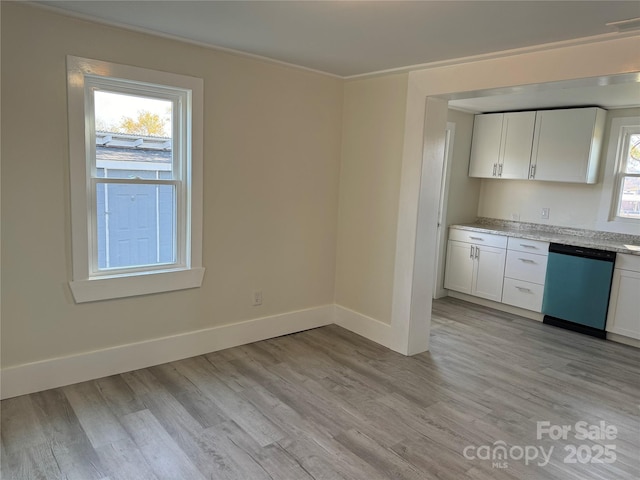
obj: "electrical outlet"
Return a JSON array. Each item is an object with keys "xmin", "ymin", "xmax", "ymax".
[
  {"xmin": 252, "ymin": 290, "xmax": 263, "ymax": 306},
  {"xmin": 541, "ymin": 207, "xmax": 550, "ymax": 220},
  {"xmin": 510, "ymin": 213, "xmax": 520, "ymax": 221}
]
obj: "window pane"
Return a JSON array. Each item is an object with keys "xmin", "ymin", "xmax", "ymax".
[
  {"xmin": 618, "ymin": 176, "xmax": 640, "ymax": 219},
  {"xmin": 625, "ymin": 133, "xmax": 640, "ymax": 174},
  {"xmin": 94, "ymin": 91, "xmax": 173, "ymax": 178},
  {"xmin": 96, "ymin": 183, "xmax": 176, "ymax": 269}
]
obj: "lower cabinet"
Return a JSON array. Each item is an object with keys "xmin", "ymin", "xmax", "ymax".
[
  {"xmin": 444, "ymin": 232, "xmax": 507, "ymax": 303},
  {"xmin": 444, "ymin": 229, "xmax": 640, "ymax": 344},
  {"xmin": 606, "ymin": 254, "xmax": 640, "ymax": 340},
  {"xmin": 473, "ymin": 245, "xmax": 508, "ymax": 302},
  {"xmin": 502, "ymin": 277, "xmax": 545, "ymax": 312},
  {"xmin": 444, "ymin": 229, "xmax": 550, "ymax": 311},
  {"xmin": 443, "ymin": 240, "xmax": 474, "ymax": 293},
  {"xmin": 501, "ymin": 238, "xmax": 549, "ymax": 312}
]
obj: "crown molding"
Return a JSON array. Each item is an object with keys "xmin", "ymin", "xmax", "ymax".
[{"xmin": 24, "ymin": 1, "xmax": 342, "ymax": 79}]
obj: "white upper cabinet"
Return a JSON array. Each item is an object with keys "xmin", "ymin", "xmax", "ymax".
[
  {"xmin": 501, "ymin": 112, "xmax": 536, "ymax": 179},
  {"xmin": 469, "ymin": 113, "xmax": 503, "ymax": 178},
  {"xmin": 469, "ymin": 111, "xmax": 535, "ymax": 179},
  {"xmin": 469, "ymin": 107, "xmax": 606, "ymax": 184},
  {"xmin": 530, "ymin": 107, "xmax": 606, "ymax": 184}
]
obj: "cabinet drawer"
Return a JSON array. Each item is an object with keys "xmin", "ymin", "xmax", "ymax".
[
  {"xmin": 507, "ymin": 237, "xmax": 549, "ymax": 255},
  {"xmin": 505, "ymin": 250, "xmax": 548, "ymax": 284},
  {"xmin": 502, "ymin": 278, "xmax": 544, "ymax": 312},
  {"xmin": 615, "ymin": 253, "xmax": 640, "ymax": 273},
  {"xmin": 449, "ymin": 228, "xmax": 507, "ymax": 249}
]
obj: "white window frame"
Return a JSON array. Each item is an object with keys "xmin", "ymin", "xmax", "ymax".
[
  {"xmin": 611, "ymin": 124, "xmax": 640, "ymax": 221},
  {"xmin": 67, "ymin": 56, "xmax": 204, "ymax": 302},
  {"xmin": 597, "ymin": 115, "xmax": 640, "ymax": 234}
]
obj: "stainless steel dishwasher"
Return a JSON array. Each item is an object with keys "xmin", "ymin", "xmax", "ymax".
[{"xmin": 542, "ymin": 243, "xmax": 616, "ymax": 338}]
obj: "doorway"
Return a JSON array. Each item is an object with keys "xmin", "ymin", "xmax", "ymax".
[
  {"xmin": 433, "ymin": 122, "xmax": 455, "ymax": 299},
  {"xmin": 391, "ymin": 46, "xmax": 639, "ymax": 355}
]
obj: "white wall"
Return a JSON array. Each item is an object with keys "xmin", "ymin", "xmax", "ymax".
[
  {"xmin": 2, "ymin": 2, "xmax": 639, "ymax": 396},
  {"xmin": 335, "ymin": 74, "xmax": 408, "ymax": 324},
  {"xmin": 477, "ymin": 108, "xmax": 640, "ymax": 233},
  {"xmin": 0, "ymin": 3, "xmax": 343, "ymax": 371},
  {"xmin": 446, "ymin": 109, "xmax": 480, "ymax": 227}
]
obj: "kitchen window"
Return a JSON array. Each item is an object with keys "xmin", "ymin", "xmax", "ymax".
[
  {"xmin": 67, "ymin": 56, "xmax": 204, "ymax": 302},
  {"xmin": 612, "ymin": 122, "xmax": 640, "ymax": 221}
]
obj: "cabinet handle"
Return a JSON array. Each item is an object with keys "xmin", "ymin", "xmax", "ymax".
[
  {"xmin": 469, "ymin": 236, "xmax": 484, "ymax": 241},
  {"xmin": 498, "ymin": 163, "xmax": 503, "ymax": 177},
  {"xmin": 470, "ymin": 245, "xmax": 474, "ymax": 259},
  {"xmin": 475, "ymin": 246, "xmax": 479, "ymax": 259},
  {"xmin": 518, "ymin": 258, "xmax": 536, "ymax": 264},
  {"xmin": 516, "ymin": 286, "xmax": 532, "ymax": 293},
  {"xmin": 493, "ymin": 163, "xmax": 497, "ymax": 176},
  {"xmin": 520, "ymin": 244, "xmax": 537, "ymax": 249}
]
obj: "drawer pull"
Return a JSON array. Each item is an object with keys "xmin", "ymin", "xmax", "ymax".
[
  {"xmin": 518, "ymin": 258, "xmax": 536, "ymax": 264},
  {"xmin": 520, "ymin": 244, "xmax": 537, "ymax": 249},
  {"xmin": 469, "ymin": 236, "xmax": 484, "ymax": 241},
  {"xmin": 515, "ymin": 286, "xmax": 532, "ymax": 293}
]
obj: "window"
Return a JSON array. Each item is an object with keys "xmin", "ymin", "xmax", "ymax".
[
  {"xmin": 67, "ymin": 56, "xmax": 204, "ymax": 302},
  {"xmin": 612, "ymin": 125, "xmax": 640, "ymax": 220}
]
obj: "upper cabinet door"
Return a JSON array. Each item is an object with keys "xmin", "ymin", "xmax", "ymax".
[
  {"xmin": 500, "ymin": 112, "xmax": 535, "ymax": 179},
  {"xmin": 468, "ymin": 113, "xmax": 503, "ymax": 178},
  {"xmin": 530, "ymin": 107, "xmax": 606, "ymax": 184},
  {"xmin": 469, "ymin": 111, "xmax": 535, "ymax": 180}
]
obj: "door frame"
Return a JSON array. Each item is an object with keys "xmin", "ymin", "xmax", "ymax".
[
  {"xmin": 389, "ymin": 37, "xmax": 639, "ymax": 356},
  {"xmin": 433, "ymin": 122, "xmax": 455, "ymax": 299}
]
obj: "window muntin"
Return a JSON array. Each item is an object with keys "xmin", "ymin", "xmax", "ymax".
[
  {"xmin": 613, "ymin": 127, "xmax": 640, "ymax": 220},
  {"xmin": 67, "ymin": 56, "xmax": 204, "ymax": 302}
]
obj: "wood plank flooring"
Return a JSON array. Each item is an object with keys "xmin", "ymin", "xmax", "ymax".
[{"xmin": 2, "ymin": 297, "xmax": 639, "ymax": 479}]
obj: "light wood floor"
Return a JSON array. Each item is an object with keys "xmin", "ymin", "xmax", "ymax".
[{"xmin": 2, "ymin": 297, "xmax": 639, "ymax": 479}]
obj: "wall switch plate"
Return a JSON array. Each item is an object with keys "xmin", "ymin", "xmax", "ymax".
[
  {"xmin": 252, "ymin": 290, "xmax": 263, "ymax": 306},
  {"xmin": 541, "ymin": 207, "xmax": 550, "ymax": 220}
]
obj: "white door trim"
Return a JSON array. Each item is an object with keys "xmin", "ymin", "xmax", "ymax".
[{"xmin": 433, "ymin": 122, "xmax": 455, "ymax": 299}]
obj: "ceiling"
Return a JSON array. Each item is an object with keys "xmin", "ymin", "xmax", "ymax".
[
  {"xmin": 37, "ymin": 1, "xmax": 640, "ymax": 111},
  {"xmin": 449, "ymin": 77, "xmax": 640, "ymax": 113},
  {"xmin": 39, "ymin": 1, "xmax": 640, "ymax": 78}
]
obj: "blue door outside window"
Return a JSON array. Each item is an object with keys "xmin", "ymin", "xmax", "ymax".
[{"xmin": 96, "ymin": 170, "xmax": 175, "ymax": 270}]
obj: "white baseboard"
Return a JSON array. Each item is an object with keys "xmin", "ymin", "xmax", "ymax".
[
  {"xmin": 447, "ymin": 291, "xmax": 544, "ymax": 321},
  {"xmin": 0, "ymin": 305, "xmax": 333, "ymax": 400},
  {"xmin": 607, "ymin": 332, "xmax": 640, "ymax": 348},
  {"xmin": 334, "ymin": 305, "xmax": 393, "ymax": 348},
  {"xmin": 447, "ymin": 293, "xmax": 639, "ymax": 349}
]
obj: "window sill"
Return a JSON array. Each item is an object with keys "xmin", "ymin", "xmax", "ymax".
[{"xmin": 69, "ymin": 267, "xmax": 205, "ymax": 303}]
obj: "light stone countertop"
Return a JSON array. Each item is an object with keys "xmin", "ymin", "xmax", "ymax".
[{"xmin": 450, "ymin": 218, "xmax": 640, "ymax": 256}]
